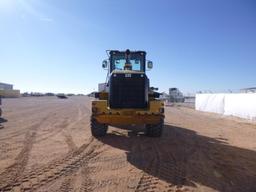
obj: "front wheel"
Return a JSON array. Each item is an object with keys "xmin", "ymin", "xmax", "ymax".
[
  {"xmin": 146, "ymin": 119, "xmax": 163, "ymax": 137},
  {"xmin": 90, "ymin": 117, "xmax": 108, "ymax": 137}
]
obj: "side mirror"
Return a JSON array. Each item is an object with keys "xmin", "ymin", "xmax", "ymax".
[
  {"xmin": 150, "ymin": 87, "xmax": 158, "ymax": 91},
  {"xmin": 102, "ymin": 60, "xmax": 108, "ymax": 69},
  {"xmin": 147, "ymin": 61, "xmax": 153, "ymax": 69}
]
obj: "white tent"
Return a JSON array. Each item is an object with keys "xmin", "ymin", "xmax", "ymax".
[{"xmin": 196, "ymin": 93, "xmax": 256, "ymax": 120}]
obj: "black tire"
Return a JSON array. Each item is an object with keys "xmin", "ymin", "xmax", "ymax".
[
  {"xmin": 90, "ymin": 117, "xmax": 108, "ymax": 137},
  {"xmin": 146, "ymin": 119, "xmax": 163, "ymax": 137}
]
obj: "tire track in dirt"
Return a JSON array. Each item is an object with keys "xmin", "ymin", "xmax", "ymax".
[
  {"xmin": 88, "ymin": 135, "xmax": 151, "ymax": 192},
  {"xmin": 0, "ymin": 137, "xmax": 105, "ymax": 192},
  {"xmin": 61, "ymin": 105, "xmax": 88, "ymax": 152},
  {"xmin": 0, "ymin": 100, "xmax": 88, "ymax": 143},
  {"xmin": 135, "ymin": 126, "xmax": 199, "ymax": 192},
  {"xmin": 36, "ymin": 103, "xmax": 90, "ymax": 148},
  {"xmin": 57, "ymin": 137, "xmax": 106, "ymax": 192},
  {"xmin": 77, "ymin": 137, "xmax": 121, "ymax": 192},
  {"xmin": 81, "ymin": 131, "xmax": 142, "ymax": 192},
  {"xmin": 63, "ymin": 132, "xmax": 77, "ymax": 151},
  {"xmin": 58, "ymin": 119, "xmax": 78, "ymax": 152},
  {"xmin": 134, "ymin": 140, "xmax": 183, "ymax": 192},
  {"xmin": 0, "ymin": 115, "xmax": 50, "ymax": 191},
  {"xmin": 0, "ymin": 105, "xmax": 68, "ymax": 142},
  {"xmin": 79, "ymin": 162, "xmax": 93, "ymax": 192},
  {"xmin": 134, "ymin": 139, "xmax": 159, "ymax": 192},
  {"xmin": 35, "ymin": 119, "xmax": 90, "ymax": 144},
  {"xmin": 59, "ymin": 173, "xmax": 76, "ymax": 192},
  {"xmin": 83, "ymin": 156, "xmax": 131, "ymax": 191}
]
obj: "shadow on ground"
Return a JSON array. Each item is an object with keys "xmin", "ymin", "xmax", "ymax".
[
  {"xmin": 0, "ymin": 117, "xmax": 7, "ymax": 128},
  {"xmin": 98, "ymin": 124, "xmax": 256, "ymax": 192},
  {"xmin": 0, "ymin": 117, "xmax": 8, "ymax": 123}
]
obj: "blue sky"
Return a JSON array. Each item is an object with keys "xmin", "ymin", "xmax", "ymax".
[{"xmin": 0, "ymin": 0, "xmax": 255, "ymax": 94}]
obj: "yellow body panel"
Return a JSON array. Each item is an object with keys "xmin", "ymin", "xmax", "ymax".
[
  {"xmin": 99, "ymin": 92, "xmax": 108, "ymax": 100},
  {"xmin": 92, "ymin": 100, "xmax": 164, "ymax": 125}
]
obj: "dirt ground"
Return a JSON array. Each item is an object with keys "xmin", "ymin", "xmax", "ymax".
[{"xmin": 0, "ymin": 96, "xmax": 255, "ymax": 192}]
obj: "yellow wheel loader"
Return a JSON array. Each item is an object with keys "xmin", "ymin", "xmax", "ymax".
[{"xmin": 91, "ymin": 49, "xmax": 164, "ymax": 137}]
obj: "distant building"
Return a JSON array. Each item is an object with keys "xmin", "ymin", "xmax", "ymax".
[
  {"xmin": 169, "ymin": 88, "xmax": 184, "ymax": 102},
  {"xmin": 184, "ymin": 96, "xmax": 195, "ymax": 103},
  {"xmin": 0, "ymin": 82, "xmax": 13, "ymax": 90},
  {"xmin": 240, "ymin": 87, "xmax": 256, "ymax": 93},
  {"xmin": 0, "ymin": 82, "xmax": 20, "ymax": 98},
  {"xmin": 159, "ymin": 92, "xmax": 169, "ymax": 101}
]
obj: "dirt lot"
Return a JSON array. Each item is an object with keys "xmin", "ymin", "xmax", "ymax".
[{"xmin": 0, "ymin": 96, "xmax": 255, "ymax": 192}]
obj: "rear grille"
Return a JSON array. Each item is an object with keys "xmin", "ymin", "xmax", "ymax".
[{"xmin": 109, "ymin": 73, "xmax": 148, "ymax": 108}]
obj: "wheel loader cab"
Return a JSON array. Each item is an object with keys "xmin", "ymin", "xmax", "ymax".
[
  {"xmin": 91, "ymin": 49, "xmax": 164, "ymax": 137},
  {"xmin": 109, "ymin": 50, "xmax": 146, "ymax": 72}
]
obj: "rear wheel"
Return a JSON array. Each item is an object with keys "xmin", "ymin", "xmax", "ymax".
[
  {"xmin": 146, "ymin": 119, "xmax": 163, "ymax": 137},
  {"xmin": 90, "ymin": 117, "xmax": 108, "ymax": 137}
]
